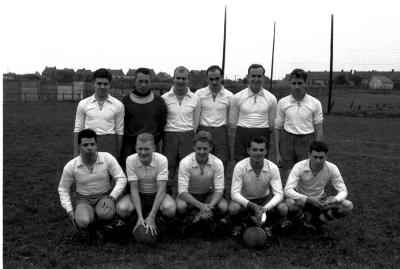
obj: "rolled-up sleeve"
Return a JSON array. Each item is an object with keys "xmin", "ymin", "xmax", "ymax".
[
  {"xmin": 156, "ymin": 155, "xmax": 169, "ymax": 181},
  {"xmin": 178, "ymin": 161, "xmax": 190, "ymax": 194},
  {"xmin": 313, "ymin": 100, "xmax": 324, "ymax": 125},
  {"xmin": 274, "ymin": 100, "xmax": 285, "ymax": 129},
  {"xmin": 213, "ymin": 159, "xmax": 224, "ymax": 193},
  {"xmin": 268, "ymin": 96, "xmax": 277, "ymax": 129}
]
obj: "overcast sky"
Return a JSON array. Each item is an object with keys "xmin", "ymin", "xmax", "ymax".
[{"xmin": 1, "ymin": 0, "xmax": 400, "ymax": 79}]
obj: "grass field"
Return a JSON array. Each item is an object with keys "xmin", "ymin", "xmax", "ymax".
[{"xmin": 3, "ymin": 102, "xmax": 400, "ymax": 268}]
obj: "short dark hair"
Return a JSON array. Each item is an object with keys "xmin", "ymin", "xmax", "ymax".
[
  {"xmin": 93, "ymin": 68, "xmax": 112, "ymax": 82},
  {"xmin": 247, "ymin": 136, "xmax": 267, "ymax": 149},
  {"xmin": 135, "ymin": 68, "xmax": 151, "ymax": 79},
  {"xmin": 289, "ymin": 69, "xmax": 307, "ymax": 82},
  {"xmin": 193, "ymin": 130, "xmax": 214, "ymax": 148},
  {"xmin": 173, "ymin": 66, "xmax": 189, "ymax": 77},
  {"xmin": 248, "ymin": 64, "xmax": 265, "ymax": 75},
  {"xmin": 309, "ymin": 141, "xmax": 329, "ymax": 153},
  {"xmin": 78, "ymin": 129, "xmax": 97, "ymax": 145},
  {"xmin": 206, "ymin": 65, "xmax": 223, "ymax": 78}
]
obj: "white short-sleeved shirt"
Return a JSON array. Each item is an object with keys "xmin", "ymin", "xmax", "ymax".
[
  {"xmin": 58, "ymin": 152, "xmax": 127, "ymax": 213},
  {"xmin": 126, "ymin": 152, "xmax": 168, "ymax": 194},
  {"xmin": 284, "ymin": 159, "xmax": 348, "ymax": 203},
  {"xmin": 274, "ymin": 94, "xmax": 324, "ymax": 134},
  {"xmin": 178, "ymin": 152, "xmax": 224, "ymax": 195},
  {"xmin": 162, "ymin": 87, "xmax": 200, "ymax": 132},
  {"xmin": 74, "ymin": 94, "xmax": 124, "ymax": 135},
  {"xmin": 231, "ymin": 157, "xmax": 283, "ymax": 211},
  {"xmin": 195, "ymin": 86, "xmax": 233, "ymax": 127},
  {"xmin": 229, "ymin": 88, "xmax": 277, "ymax": 129}
]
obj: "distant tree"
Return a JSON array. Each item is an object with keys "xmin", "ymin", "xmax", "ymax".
[
  {"xmin": 156, "ymin": 72, "xmax": 172, "ymax": 80},
  {"xmin": 335, "ymin": 74, "xmax": 347, "ymax": 85},
  {"xmin": 351, "ymin": 74, "xmax": 362, "ymax": 86}
]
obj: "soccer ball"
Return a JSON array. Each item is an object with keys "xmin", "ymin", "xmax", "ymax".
[
  {"xmin": 242, "ymin": 226, "xmax": 267, "ymax": 248},
  {"xmin": 133, "ymin": 225, "xmax": 158, "ymax": 245}
]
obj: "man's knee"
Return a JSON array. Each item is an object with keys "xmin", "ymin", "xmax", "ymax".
[
  {"xmin": 285, "ymin": 198, "xmax": 298, "ymax": 212},
  {"xmin": 216, "ymin": 198, "xmax": 228, "ymax": 215},
  {"xmin": 115, "ymin": 195, "xmax": 134, "ymax": 219},
  {"xmin": 228, "ymin": 201, "xmax": 241, "ymax": 216},
  {"xmin": 276, "ymin": 202, "xmax": 288, "ymax": 216},
  {"xmin": 339, "ymin": 199, "xmax": 353, "ymax": 216},
  {"xmin": 160, "ymin": 195, "xmax": 176, "ymax": 218},
  {"xmin": 176, "ymin": 197, "xmax": 188, "ymax": 215}
]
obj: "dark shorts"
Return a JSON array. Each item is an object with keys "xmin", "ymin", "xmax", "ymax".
[
  {"xmin": 97, "ymin": 134, "xmax": 117, "ymax": 157},
  {"xmin": 238, "ymin": 195, "xmax": 282, "ymax": 224},
  {"xmin": 191, "ymin": 192, "xmax": 213, "ymax": 204},
  {"xmin": 281, "ymin": 130, "xmax": 314, "ymax": 170},
  {"xmin": 197, "ymin": 125, "xmax": 230, "ymax": 163},
  {"xmin": 75, "ymin": 191, "xmax": 110, "ymax": 208},
  {"xmin": 163, "ymin": 130, "xmax": 194, "ymax": 179},
  {"xmin": 139, "ymin": 192, "xmax": 157, "ymax": 215},
  {"xmin": 234, "ymin": 127, "xmax": 271, "ymax": 162}
]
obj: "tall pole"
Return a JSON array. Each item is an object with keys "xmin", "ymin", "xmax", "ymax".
[
  {"xmin": 222, "ymin": 6, "xmax": 227, "ymax": 78},
  {"xmin": 328, "ymin": 14, "xmax": 334, "ymax": 114},
  {"xmin": 269, "ymin": 21, "xmax": 276, "ymax": 91}
]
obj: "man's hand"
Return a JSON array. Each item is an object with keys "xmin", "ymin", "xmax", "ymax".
[
  {"xmin": 144, "ymin": 215, "xmax": 158, "ymax": 236},
  {"xmin": 276, "ymin": 153, "xmax": 283, "ymax": 168},
  {"xmin": 325, "ymin": 196, "xmax": 339, "ymax": 205},
  {"xmin": 133, "ymin": 217, "xmax": 146, "ymax": 234},
  {"xmin": 306, "ymin": 197, "xmax": 326, "ymax": 210},
  {"xmin": 99, "ymin": 196, "xmax": 115, "ymax": 216},
  {"xmin": 68, "ymin": 211, "xmax": 78, "ymax": 230},
  {"xmin": 247, "ymin": 202, "xmax": 264, "ymax": 226},
  {"xmin": 193, "ymin": 204, "xmax": 213, "ymax": 223}
]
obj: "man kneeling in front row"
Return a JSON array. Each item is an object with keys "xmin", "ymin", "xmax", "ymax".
[
  {"xmin": 116, "ymin": 133, "xmax": 176, "ymax": 237},
  {"xmin": 176, "ymin": 131, "xmax": 228, "ymax": 232},
  {"xmin": 58, "ymin": 129, "xmax": 127, "ymax": 237},
  {"xmin": 229, "ymin": 136, "xmax": 288, "ymax": 237},
  {"xmin": 284, "ymin": 141, "xmax": 353, "ymax": 232}
]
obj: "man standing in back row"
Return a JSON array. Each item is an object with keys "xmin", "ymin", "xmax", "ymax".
[
  {"xmin": 229, "ymin": 64, "xmax": 277, "ymax": 162},
  {"xmin": 162, "ymin": 66, "xmax": 201, "ymax": 194},
  {"xmin": 274, "ymin": 68, "xmax": 323, "ymax": 181},
  {"xmin": 195, "ymin": 65, "xmax": 233, "ymax": 191},
  {"xmin": 119, "ymin": 68, "xmax": 167, "ymax": 170},
  {"xmin": 74, "ymin": 68, "xmax": 124, "ymax": 158}
]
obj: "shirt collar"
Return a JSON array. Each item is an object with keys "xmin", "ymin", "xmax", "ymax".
[
  {"xmin": 77, "ymin": 152, "xmax": 104, "ymax": 167},
  {"xmin": 289, "ymin": 93, "xmax": 308, "ymax": 103},
  {"xmin": 136, "ymin": 154, "xmax": 156, "ymax": 168},
  {"xmin": 246, "ymin": 87, "xmax": 265, "ymax": 97},
  {"xmin": 205, "ymin": 86, "xmax": 225, "ymax": 97},
  {"xmin": 305, "ymin": 159, "xmax": 327, "ymax": 173},
  {"xmin": 244, "ymin": 158, "xmax": 270, "ymax": 172},
  {"xmin": 90, "ymin": 94, "xmax": 112, "ymax": 103},
  {"xmin": 168, "ymin": 87, "xmax": 192, "ymax": 98},
  {"xmin": 191, "ymin": 153, "xmax": 213, "ymax": 167}
]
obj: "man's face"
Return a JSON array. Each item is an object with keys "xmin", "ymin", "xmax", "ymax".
[
  {"xmin": 136, "ymin": 140, "xmax": 155, "ymax": 165},
  {"xmin": 173, "ymin": 70, "xmax": 189, "ymax": 91},
  {"xmin": 207, "ymin": 70, "xmax": 222, "ymax": 92},
  {"xmin": 135, "ymin": 73, "xmax": 151, "ymax": 94},
  {"xmin": 290, "ymin": 77, "xmax": 306, "ymax": 97},
  {"xmin": 94, "ymin": 77, "xmax": 111, "ymax": 99},
  {"xmin": 194, "ymin": 141, "xmax": 212, "ymax": 163},
  {"xmin": 309, "ymin": 150, "xmax": 327, "ymax": 170},
  {"xmin": 247, "ymin": 142, "xmax": 267, "ymax": 163},
  {"xmin": 248, "ymin": 67, "xmax": 265, "ymax": 92},
  {"xmin": 79, "ymin": 137, "xmax": 97, "ymax": 158}
]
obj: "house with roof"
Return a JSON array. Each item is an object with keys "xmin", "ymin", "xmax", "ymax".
[
  {"xmin": 126, "ymin": 69, "xmax": 136, "ymax": 79},
  {"xmin": 42, "ymin": 66, "xmax": 57, "ymax": 80},
  {"xmin": 369, "ymin": 75, "xmax": 394, "ymax": 90},
  {"xmin": 109, "ymin": 69, "xmax": 125, "ymax": 79},
  {"xmin": 75, "ymin": 68, "xmax": 92, "ymax": 82},
  {"xmin": 353, "ymin": 70, "xmax": 400, "ymax": 88}
]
